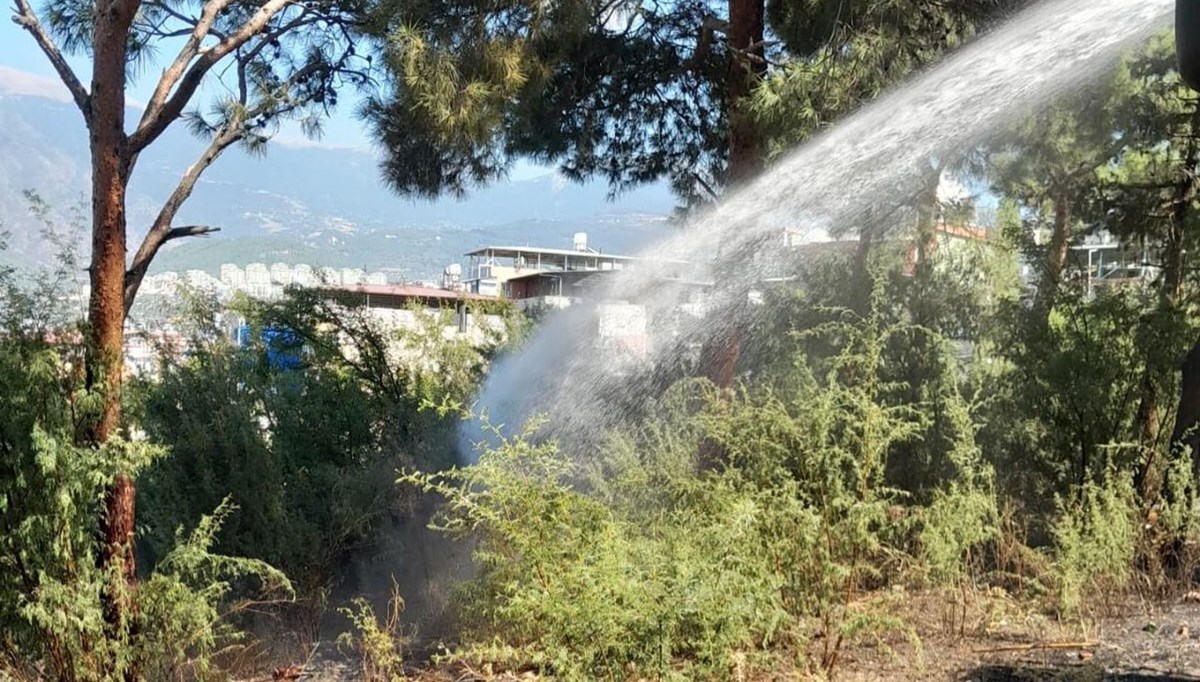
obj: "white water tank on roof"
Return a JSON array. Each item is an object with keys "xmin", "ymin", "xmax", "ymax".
[
  {"xmin": 573, "ymin": 232, "xmax": 588, "ymax": 252},
  {"xmin": 443, "ymin": 263, "xmax": 463, "ymax": 290}
]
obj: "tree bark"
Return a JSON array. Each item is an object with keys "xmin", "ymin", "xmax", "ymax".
[
  {"xmin": 1134, "ymin": 369, "xmax": 1161, "ymax": 499},
  {"xmin": 89, "ymin": 0, "xmax": 140, "ymax": 641},
  {"xmin": 699, "ymin": 0, "xmax": 765, "ymax": 390},
  {"xmin": 1037, "ymin": 190, "xmax": 1072, "ymax": 310},
  {"xmin": 1173, "ymin": 335, "xmax": 1200, "ymax": 482},
  {"xmin": 914, "ymin": 164, "xmax": 941, "ymax": 272},
  {"xmin": 701, "ymin": 327, "xmax": 742, "ymax": 389},
  {"xmin": 696, "ymin": 0, "xmax": 764, "ymax": 470},
  {"xmin": 724, "ymin": 0, "xmax": 765, "ymax": 188},
  {"xmin": 1136, "ymin": 226, "xmax": 1184, "ymax": 498},
  {"xmin": 1159, "ymin": 106, "xmax": 1200, "ymax": 492}
]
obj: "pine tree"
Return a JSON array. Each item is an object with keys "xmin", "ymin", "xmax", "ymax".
[
  {"xmin": 11, "ymin": 0, "xmax": 369, "ymax": 653},
  {"xmin": 366, "ymin": 0, "xmax": 1024, "ymax": 205}
]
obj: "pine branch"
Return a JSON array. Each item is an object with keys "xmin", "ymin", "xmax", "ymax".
[
  {"xmin": 10, "ymin": 0, "xmax": 91, "ymax": 125},
  {"xmin": 138, "ymin": 0, "xmax": 238, "ymax": 130},
  {"xmin": 125, "ymin": 124, "xmax": 241, "ymax": 313},
  {"xmin": 123, "ymin": 47, "xmax": 348, "ymax": 313},
  {"xmin": 129, "ymin": 0, "xmax": 293, "ymax": 155}
]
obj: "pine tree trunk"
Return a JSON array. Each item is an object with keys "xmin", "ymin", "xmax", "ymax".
[
  {"xmin": 1038, "ymin": 190, "xmax": 1072, "ymax": 310},
  {"xmin": 1134, "ymin": 371, "xmax": 1160, "ymax": 499},
  {"xmin": 700, "ymin": 0, "xmax": 765, "ymax": 392},
  {"xmin": 1173, "ymin": 336, "xmax": 1200, "ymax": 482},
  {"xmin": 914, "ymin": 164, "xmax": 941, "ymax": 273},
  {"xmin": 724, "ymin": 0, "xmax": 764, "ymax": 187},
  {"xmin": 88, "ymin": 0, "xmax": 139, "ymax": 644},
  {"xmin": 1160, "ymin": 107, "xmax": 1200, "ymax": 493},
  {"xmin": 910, "ymin": 163, "xmax": 942, "ymax": 328},
  {"xmin": 1169, "ymin": 256, "xmax": 1200, "ymax": 485},
  {"xmin": 697, "ymin": 0, "xmax": 764, "ymax": 470},
  {"xmin": 1137, "ymin": 225, "xmax": 1184, "ymax": 499},
  {"xmin": 1162, "ymin": 230, "xmax": 1186, "ymax": 308},
  {"xmin": 853, "ymin": 226, "xmax": 875, "ymax": 314}
]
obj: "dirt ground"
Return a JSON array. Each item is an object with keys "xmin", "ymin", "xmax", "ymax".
[
  {"xmin": 271, "ymin": 588, "xmax": 1200, "ymax": 681},
  {"xmin": 832, "ymin": 588, "xmax": 1200, "ymax": 682}
]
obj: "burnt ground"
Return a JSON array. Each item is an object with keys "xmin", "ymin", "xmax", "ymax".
[
  {"xmin": 265, "ymin": 589, "xmax": 1200, "ymax": 681},
  {"xmin": 833, "ymin": 589, "xmax": 1200, "ymax": 682}
]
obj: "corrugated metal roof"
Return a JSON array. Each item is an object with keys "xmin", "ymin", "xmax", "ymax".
[
  {"xmin": 464, "ymin": 245, "xmax": 636, "ymax": 260},
  {"xmin": 323, "ymin": 284, "xmax": 496, "ymax": 302}
]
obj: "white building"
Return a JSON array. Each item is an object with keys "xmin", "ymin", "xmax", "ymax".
[
  {"xmin": 185, "ymin": 270, "xmax": 224, "ymax": 292},
  {"xmin": 270, "ymin": 262, "xmax": 294, "ymax": 286},
  {"xmin": 465, "ymin": 238, "xmax": 635, "ymax": 297},
  {"xmin": 321, "ymin": 284, "xmax": 508, "ymax": 352},
  {"xmin": 319, "ymin": 267, "xmax": 341, "ymax": 285},
  {"xmin": 140, "ymin": 271, "xmax": 181, "ymax": 295},
  {"xmin": 219, "ymin": 264, "xmax": 245, "ymax": 288},
  {"xmin": 246, "ymin": 263, "xmax": 271, "ymax": 286},
  {"xmin": 341, "ymin": 268, "xmax": 366, "ymax": 286},
  {"xmin": 294, "ymin": 264, "xmax": 317, "ymax": 287}
]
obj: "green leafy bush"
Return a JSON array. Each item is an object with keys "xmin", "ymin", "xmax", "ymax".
[
  {"xmin": 0, "ymin": 336, "xmax": 290, "ymax": 681},
  {"xmin": 1052, "ymin": 471, "xmax": 1139, "ymax": 615},
  {"xmin": 136, "ymin": 289, "xmax": 522, "ymax": 598},
  {"xmin": 402, "ymin": 293, "xmax": 940, "ymax": 679},
  {"xmin": 403, "ymin": 424, "xmax": 795, "ymax": 680},
  {"xmin": 337, "ymin": 581, "xmax": 409, "ymax": 682},
  {"xmin": 918, "ymin": 397, "xmax": 1000, "ymax": 586},
  {"xmin": 0, "ymin": 222, "xmax": 290, "ymax": 680}
]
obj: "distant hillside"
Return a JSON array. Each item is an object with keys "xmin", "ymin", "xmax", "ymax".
[
  {"xmin": 150, "ymin": 215, "xmax": 673, "ymax": 279},
  {"xmin": 0, "ymin": 86, "xmax": 675, "ymax": 280}
]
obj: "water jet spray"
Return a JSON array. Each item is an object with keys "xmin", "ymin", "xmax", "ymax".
[{"xmin": 464, "ymin": 0, "xmax": 1176, "ymax": 462}]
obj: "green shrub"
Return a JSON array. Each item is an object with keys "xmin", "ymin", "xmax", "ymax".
[
  {"xmin": 918, "ymin": 396, "xmax": 1000, "ymax": 585},
  {"xmin": 1052, "ymin": 470, "xmax": 1139, "ymax": 615},
  {"xmin": 402, "ymin": 292, "xmax": 946, "ymax": 679},
  {"xmin": 136, "ymin": 289, "xmax": 521, "ymax": 597},
  {"xmin": 337, "ymin": 581, "xmax": 409, "ymax": 682},
  {"xmin": 0, "ymin": 423, "xmax": 290, "ymax": 681},
  {"xmin": 0, "ymin": 235, "xmax": 290, "ymax": 680},
  {"xmin": 402, "ymin": 422, "xmax": 802, "ymax": 680},
  {"xmin": 920, "ymin": 484, "xmax": 999, "ymax": 586}
]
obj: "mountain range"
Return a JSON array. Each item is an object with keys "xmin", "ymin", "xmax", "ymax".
[{"xmin": 0, "ymin": 73, "xmax": 676, "ymax": 281}]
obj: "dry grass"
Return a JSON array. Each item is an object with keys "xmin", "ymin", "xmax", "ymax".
[{"xmin": 225, "ymin": 584, "xmax": 1200, "ymax": 682}]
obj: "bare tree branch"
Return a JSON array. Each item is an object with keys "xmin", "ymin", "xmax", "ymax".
[
  {"xmin": 125, "ymin": 15, "xmax": 364, "ymax": 312},
  {"xmin": 124, "ymin": 225, "xmax": 221, "ymax": 312},
  {"xmin": 138, "ymin": 0, "xmax": 236, "ymax": 131},
  {"xmin": 130, "ymin": 0, "xmax": 293, "ymax": 154},
  {"xmin": 139, "ymin": 0, "xmax": 229, "ymax": 41},
  {"xmin": 232, "ymin": 11, "xmax": 324, "ymax": 105},
  {"xmin": 125, "ymin": 51, "xmax": 337, "ymax": 312},
  {"xmin": 681, "ymin": 15, "xmax": 728, "ymax": 73},
  {"xmin": 125, "ymin": 126, "xmax": 241, "ymax": 312},
  {"xmin": 10, "ymin": 0, "xmax": 91, "ymax": 124},
  {"xmin": 165, "ymin": 224, "xmax": 221, "ymax": 241},
  {"xmin": 692, "ymin": 171, "xmax": 719, "ymax": 200}
]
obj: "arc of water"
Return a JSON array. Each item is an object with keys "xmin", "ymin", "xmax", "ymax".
[{"xmin": 463, "ymin": 0, "xmax": 1175, "ymax": 462}]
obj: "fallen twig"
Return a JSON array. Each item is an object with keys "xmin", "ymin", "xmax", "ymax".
[{"xmin": 972, "ymin": 641, "xmax": 1099, "ymax": 654}]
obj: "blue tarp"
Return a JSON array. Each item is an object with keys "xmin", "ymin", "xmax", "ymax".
[{"xmin": 238, "ymin": 324, "xmax": 303, "ymax": 370}]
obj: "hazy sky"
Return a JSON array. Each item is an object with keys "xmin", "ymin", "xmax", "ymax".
[
  {"xmin": 0, "ymin": 18, "xmax": 376, "ymax": 146},
  {"xmin": 0, "ymin": 19, "xmax": 557, "ymax": 180}
]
